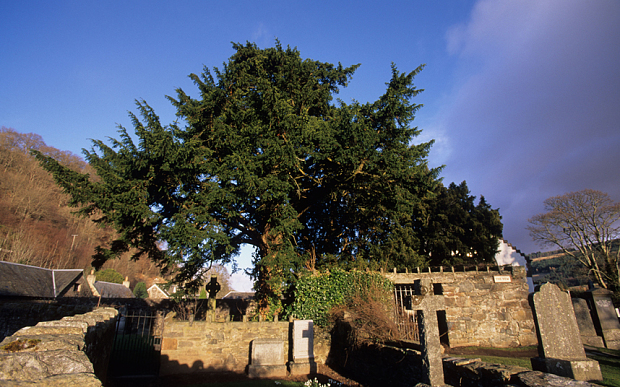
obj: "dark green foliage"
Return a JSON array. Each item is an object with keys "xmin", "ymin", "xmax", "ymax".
[
  {"xmin": 420, "ymin": 181, "xmax": 502, "ymax": 266},
  {"xmin": 32, "ymin": 42, "xmax": 441, "ymax": 312},
  {"xmin": 95, "ymin": 268, "xmax": 124, "ymax": 284},
  {"xmin": 288, "ymin": 269, "xmax": 393, "ymax": 327},
  {"xmin": 133, "ymin": 281, "xmax": 148, "ymax": 298}
]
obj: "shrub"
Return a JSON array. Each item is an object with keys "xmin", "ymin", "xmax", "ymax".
[
  {"xmin": 95, "ymin": 268, "xmax": 124, "ymax": 284},
  {"xmin": 133, "ymin": 282, "xmax": 148, "ymax": 298},
  {"xmin": 330, "ymin": 277, "xmax": 400, "ymax": 347}
]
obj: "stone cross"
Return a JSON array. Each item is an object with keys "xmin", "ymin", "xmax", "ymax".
[
  {"xmin": 408, "ymin": 279, "xmax": 446, "ymax": 387},
  {"xmin": 292, "ymin": 320, "xmax": 314, "ymax": 361},
  {"xmin": 205, "ymin": 275, "xmax": 221, "ymax": 312},
  {"xmin": 289, "ymin": 319, "xmax": 317, "ymax": 375}
]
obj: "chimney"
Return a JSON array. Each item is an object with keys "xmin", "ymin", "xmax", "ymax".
[
  {"xmin": 87, "ymin": 269, "xmax": 100, "ymax": 297},
  {"xmin": 123, "ymin": 276, "xmax": 131, "ymax": 288}
]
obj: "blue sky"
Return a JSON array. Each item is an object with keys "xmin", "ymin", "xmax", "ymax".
[{"xmin": 2, "ymin": 1, "xmax": 619, "ymax": 291}]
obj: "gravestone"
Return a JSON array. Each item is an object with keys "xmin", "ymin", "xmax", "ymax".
[
  {"xmin": 247, "ymin": 338, "xmax": 287, "ymax": 378},
  {"xmin": 587, "ymin": 288, "xmax": 620, "ymax": 349},
  {"xmin": 530, "ymin": 283, "xmax": 602, "ymax": 381},
  {"xmin": 205, "ymin": 275, "xmax": 221, "ymax": 310},
  {"xmin": 288, "ymin": 320, "xmax": 317, "ymax": 375},
  {"xmin": 407, "ymin": 279, "xmax": 446, "ymax": 387},
  {"xmin": 571, "ymin": 298, "xmax": 604, "ymax": 348}
]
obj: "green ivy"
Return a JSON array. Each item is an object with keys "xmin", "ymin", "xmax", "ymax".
[{"xmin": 288, "ymin": 269, "xmax": 393, "ymax": 327}]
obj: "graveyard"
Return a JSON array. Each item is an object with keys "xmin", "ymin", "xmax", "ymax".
[{"xmin": 2, "ymin": 263, "xmax": 620, "ymax": 387}]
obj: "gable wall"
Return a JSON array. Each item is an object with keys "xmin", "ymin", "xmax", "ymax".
[{"xmin": 384, "ymin": 266, "xmax": 537, "ymax": 348}]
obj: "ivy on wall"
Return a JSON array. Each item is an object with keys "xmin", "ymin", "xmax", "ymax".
[{"xmin": 288, "ymin": 269, "xmax": 393, "ymax": 326}]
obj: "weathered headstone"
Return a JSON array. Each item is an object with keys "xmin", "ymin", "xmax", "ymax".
[
  {"xmin": 247, "ymin": 338, "xmax": 287, "ymax": 378},
  {"xmin": 587, "ymin": 288, "xmax": 620, "ymax": 349},
  {"xmin": 571, "ymin": 298, "xmax": 604, "ymax": 348},
  {"xmin": 407, "ymin": 279, "xmax": 446, "ymax": 387},
  {"xmin": 530, "ymin": 283, "xmax": 602, "ymax": 381},
  {"xmin": 288, "ymin": 320, "xmax": 317, "ymax": 375}
]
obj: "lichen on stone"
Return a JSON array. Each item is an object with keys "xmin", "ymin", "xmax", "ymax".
[{"xmin": 1, "ymin": 338, "xmax": 41, "ymax": 352}]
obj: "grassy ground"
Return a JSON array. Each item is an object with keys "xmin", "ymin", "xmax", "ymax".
[
  {"xmin": 455, "ymin": 346, "xmax": 620, "ymax": 387},
  {"xmin": 585, "ymin": 347, "xmax": 620, "ymax": 387},
  {"xmin": 170, "ymin": 346, "xmax": 620, "ymax": 387}
]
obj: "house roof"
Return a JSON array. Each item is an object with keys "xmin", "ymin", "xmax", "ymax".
[
  {"xmin": 221, "ymin": 291, "xmax": 255, "ymax": 300},
  {"xmin": 94, "ymin": 281, "xmax": 135, "ymax": 298},
  {"xmin": 147, "ymin": 283, "xmax": 170, "ymax": 298},
  {"xmin": 0, "ymin": 261, "xmax": 84, "ymax": 298}
]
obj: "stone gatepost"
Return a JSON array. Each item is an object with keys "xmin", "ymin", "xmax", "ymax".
[{"xmin": 409, "ymin": 279, "xmax": 446, "ymax": 387}]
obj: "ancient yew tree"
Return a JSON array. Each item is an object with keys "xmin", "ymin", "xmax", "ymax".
[
  {"xmin": 528, "ymin": 189, "xmax": 620, "ymax": 291},
  {"xmin": 34, "ymin": 42, "xmax": 442, "ymax": 313}
]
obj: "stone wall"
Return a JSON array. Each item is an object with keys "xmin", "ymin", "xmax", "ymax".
[
  {"xmin": 160, "ymin": 319, "xmax": 290, "ymax": 375},
  {"xmin": 0, "ymin": 307, "xmax": 118, "ymax": 386},
  {"xmin": 0, "ymin": 301, "xmax": 94, "ymax": 341},
  {"xmin": 384, "ymin": 266, "xmax": 537, "ymax": 348}
]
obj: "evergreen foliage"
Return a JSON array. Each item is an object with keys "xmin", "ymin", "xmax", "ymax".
[
  {"xmin": 133, "ymin": 281, "xmax": 148, "ymax": 298},
  {"xmin": 421, "ymin": 181, "xmax": 503, "ymax": 266},
  {"xmin": 32, "ymin": 42, "xmax": 440, "ymax": 312},
  {"xmin": 31, "ymin": 42, "xmax": 503, "ymax": 314}
]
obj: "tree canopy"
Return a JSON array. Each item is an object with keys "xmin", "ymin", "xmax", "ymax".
[
  {"xmin": 421, "ymin": 181, "xmax": 503, "ymax": 266},
  {"xmin": 528, "ymin": 189, "xmax": 620, "ymax": 291},
  {"xmin": 33, "ymin": 42, "xmax": 503, "ymax": 313}
]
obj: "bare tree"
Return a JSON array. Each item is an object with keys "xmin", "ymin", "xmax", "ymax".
[{"xmin": 527, "ymin": 189, "xmax": 620, "ymax": 290}]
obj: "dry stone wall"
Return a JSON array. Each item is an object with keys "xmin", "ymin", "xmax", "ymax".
[
  {"xmin": 0, "ymin": 307, "xmax": 118, "ymax": 386},
  {"xmin": 0, "ymin": 301, "xmax": 94, "ymax": 341},
  {"xmin": 384, "ymin": 266, "xmax": 537, "ymax": 348}
]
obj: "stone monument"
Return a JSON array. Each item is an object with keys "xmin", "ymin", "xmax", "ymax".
[
  {"xmin": 530, "ymin": 283, "xmax": 602, "ymax": 381},
  {"xmin": 571, "ymin": 298, "xmax": 605, "ymax": 348},
  {"xmin": 587, "ymin": 287, "xmax": 620, "ymax": 349},
  {"xmin": 205, "ymin": 275, "xmax": 220, "ymax": 321},
  {"xmin": 408, "ymin": 279, "xmax": 446, "ymax": 387},
  {"xmin": 247, "ymin": 338, "xmax": 288, "ymax": 378},
  {"xmin": 288, "ymin": 319, "xmax": 317, "ymax": 375}
]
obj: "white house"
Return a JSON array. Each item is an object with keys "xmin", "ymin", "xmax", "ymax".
[{"xmin": 494, "ymin": 239, "xmax": 534, "ymax": 292}]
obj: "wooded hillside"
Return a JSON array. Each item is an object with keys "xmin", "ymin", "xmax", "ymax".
[{"xmin": 0, "ymin": 126, "xmax": 164, "ymax": 287}]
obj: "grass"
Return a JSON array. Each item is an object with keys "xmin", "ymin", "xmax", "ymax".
[
  {"xmin": 463, "ymin": 355, "xmax": 532, "ymax": 369},
  {"xmin": 457, "ymin": 346, "xmax": 620, "ymax": 387},
  {"xmin": 584, "ymin": 347, "xmax": 620, "ymax": 387},
  {"xmin": 184, "ymin": 346, "xmax": 620, "ymax": 387}
]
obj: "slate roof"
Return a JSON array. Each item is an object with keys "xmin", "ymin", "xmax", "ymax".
[
  {"xmin": 0, "ymin": 261, "xmax": 84, "ymax": 298},
  {"xmin": 94, "ymin": 281, "xmax": 135, "ymax": 298},
  {"xmin": 221, "ymin": 291, "xmax": 255, "ymax": 300}
]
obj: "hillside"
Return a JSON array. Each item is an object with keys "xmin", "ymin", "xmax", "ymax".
[
  {"xmin": 0, "ymin": 127, "xmax": 165, "ymax": 288},
  {"xmin": 527, "ymin": 241, "xmax": 620, "ymax": 289}
]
